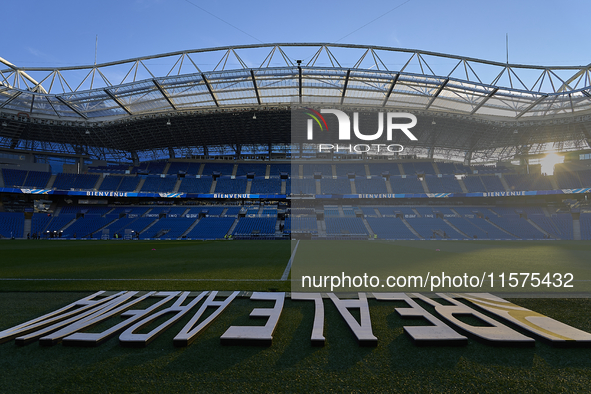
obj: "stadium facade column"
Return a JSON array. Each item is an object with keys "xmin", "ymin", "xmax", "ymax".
[
  {"xmin": 131, "ymin": 151, "xmax": 139, "ymax": 167},
  {"xmin": 77, "ymin": 156, "xmax": 84, "ymax": 173},
  {"xmin": 463, "ymin": 150, "xmax": 472, "ymax": 166},
  {"xmin": 582, "ymin": 127, "xmax": 591, "ymax": 150},
  {"xmin": 516, "ymin": 145, "xmax": 529, "ymax": 167}
]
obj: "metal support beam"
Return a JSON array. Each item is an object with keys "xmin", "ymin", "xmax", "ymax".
[
  {"xmin": 45, "ymin": 97, "xmax": 61, "ymax": 118},
  {"xmin": 381, "ymin": 74, "xmax": 399, "ymax": 107},
  {"xmin": 55, "ymin": 96, "xmax": 88, "ymax": 119},
  {"xmin": 298, "ymin": 65, "xmax": 303, "ymax": 104},
  {"xmin": 515, "ymin": 95, "xmax": 547, "ymax": 119},
  {"xmin": 250, "ymin": 70, "xmax": 261, "ymax": 105},
  {"xmin": 0, "ymin": 56, "xmax": 47, "ymax": 93},
  {"xmin": 470, "ymin": 87, "xmax": 499, "ymax": 115},
  {"xmin": 201, "ymin": 73, "xmax": 219, "ymax": 107},
  {"xmin": 340, "ymin": 69, "xmax": 351, "ymax": 105},
  {"xmin": 152, "ymin": 79, "xmax": 177, "ymax": 110},
  {"xmin": 425, "ymin": 78, "xmax": 449, "ymax": 110},
  {"xmin": 104, "ymin": 89, "xmax": 133, "ymax": 115}
]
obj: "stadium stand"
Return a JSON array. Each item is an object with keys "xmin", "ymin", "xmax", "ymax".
[
  {"xmin": 235, "ymin": 163, "xmax": 268, "ymax": 176},
  {"xmin": 354, "ymin": 177, "xmax": 388, "ymax": 194},
  {"xmin": 288, "ymin": 216, "xmax": 318, "ymax": 234},
  {"xmin": 325, "ymin": 217, "xmax": 368, "ymax": 238},
  {"xmin": 61, "ymin": 216, "xmax": 113, "ymax": 238},
  {"xmin": 366, "ymin": 217, "xmax": 419, "ymax": 240},
  {"xmin": 367, "ymin": 163, "xmax": 400, "ymax": 176},
  {"xmin": 250, "ymin": 178, "xmax": 282, "ymax": 194},
  {"xmin": 0, "ymin": 212, "xmax": 24, "ymax": 238},
  {"xmin": 269, "ymin": 164, "xmax": 291, "ymax": 176},
  {"xmin": 185, "ymin": 217, "xmax": 236, "ymax": 239},
  {"xmin": 31, "ymin": 213, "xmax": 53, "ymax": 236},
  {"xmin": 52, "ymin": 173, "xmax": 99, "ymax": 190},
  {"xmin": 462, "ymin": 176, "xmax": 486, "ymax": 192},
  {"xmin": 22, "ymin": 171, "xmax": 52, "ymax": 188},
  {"xmin": 334, "ymin": 163, "xmax": 366, "ymax": 177},
  {"xmin": 424, "ymin": 175, "xmax": 463, "ymax": 193},
  {"xmin": 98, "ymin": 175, "xmax": 123, "ymax": 191},
  {"xmin": 390, "ymin": 177, "xmax": 425, "ymax": 193},
  {"xmin": 202, "ymin": 163, "xmax": 235, "ymax": 176},
  {"xmin": 291, "ymin": 178, "xmax": 316, "ymax": 195},
  {"xmin": 214, "ymin": 178, "xmax": 248, "ymax": 194},
  {"xmin": 116, "ymin": 176, "xmax": 140, "ymax": 192},
  {"xmin": 302, "ymin": 163, "xmax": 333, "ymax": 177},
  {"xmin": 177, "ymin": 177, "xmax": 213, "ymax": 193},
  {"xmin": 232, "ymin": 217, "xmax": 277, "ymax": 238},
  {"xmin": 141, "ymin": 217, "xmax": 195, "ymax": 239},
  {"xmin": 140, "ymin": 176, "xmax": 177, "ymax": 192},
  {"xmin": 436, "ymin": 162, "xmax": 456, "ymax": 175},
  {"xmin": 320, "ymin": 178, "xmax": 352, "ymax": 194},
  {"xmin": 479, "ymin": 175, "xmax": 506, "ymax": 192},
  {"xmin": 2, "ymin": 169, "xmax": 27, "ymax": 187}
]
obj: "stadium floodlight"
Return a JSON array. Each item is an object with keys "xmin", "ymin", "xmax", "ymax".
[
  {"xmin": 166, "ymin": 119, "xmax": 171, "ymax": 126},
  {"xmin": 253, "ymin": 114, "xmax": 257, "ymax": 119}
]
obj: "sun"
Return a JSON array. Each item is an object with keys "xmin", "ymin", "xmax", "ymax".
[{"xmin": 540, "ymin": 152, "xmax": 564, "ymax": 175}]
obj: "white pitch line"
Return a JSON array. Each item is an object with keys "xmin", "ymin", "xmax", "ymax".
[
  {"xmin": 281, "ymin": 240, "xmax": 299, "ymax": 281},
  {"xmin": 0, "ymin": 278, "xmax": 289, "ymax": 282}
]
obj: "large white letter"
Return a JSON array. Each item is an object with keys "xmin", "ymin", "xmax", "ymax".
[
  {"xmin": 291, "ymin": 293, "xmax": 325, "ymax": 346},
  {"xmin": 387, "ymin": 113, "xmax": 418, "ymax": 140},
  {"xmin": 353, "ymin": 112, "xmax": 383, "ymax": 141},
  {"xmin": 461, "ymin": 293, "xmax": 591, "ymax": 346},
  {"xmin": 374, "ymin": 293, "xmax": 467, "ymax": 345},
  {"xmin": 413, "ymin": 293, "xmax": 534, "ymax": 346},
  {"xmin": 328, "ymin": 293, "xmax": 377, "ymax": 346},
  {"xmin": 174, "ymin": 291, "xmax": 239, "ymax": 347},
  {"xmin": 220, "ymin": 292, "xmax": 285, "ymax": 346},
  {"xmin": 321, "ymin": 109, "xmax": 350, "ymax": 140},
  {"xmin": 119, "ymin": 291, "xmax": 208, "ymax": 347},
  {"xmin": 0, "ymin": 291, "xmax": 116, "ymax": 345}
]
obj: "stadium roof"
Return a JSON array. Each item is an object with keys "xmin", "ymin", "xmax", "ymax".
[{"xmin": 1, "ymin": 43, "xmax": 591, "ymax": 162}]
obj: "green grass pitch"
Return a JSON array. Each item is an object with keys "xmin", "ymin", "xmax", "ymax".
[{"xmin": 1, "ymin": 239, "xmax": 591, "ymax": 393}]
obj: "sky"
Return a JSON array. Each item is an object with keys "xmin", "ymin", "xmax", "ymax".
[{"xmin": 3, "ymin": 0, "xmax": 590, "ymax": 70}]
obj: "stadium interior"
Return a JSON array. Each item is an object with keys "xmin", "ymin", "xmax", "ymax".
[{"xmin": 1, "ymin": 44, "xmax": 591, "ymax": 242}]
